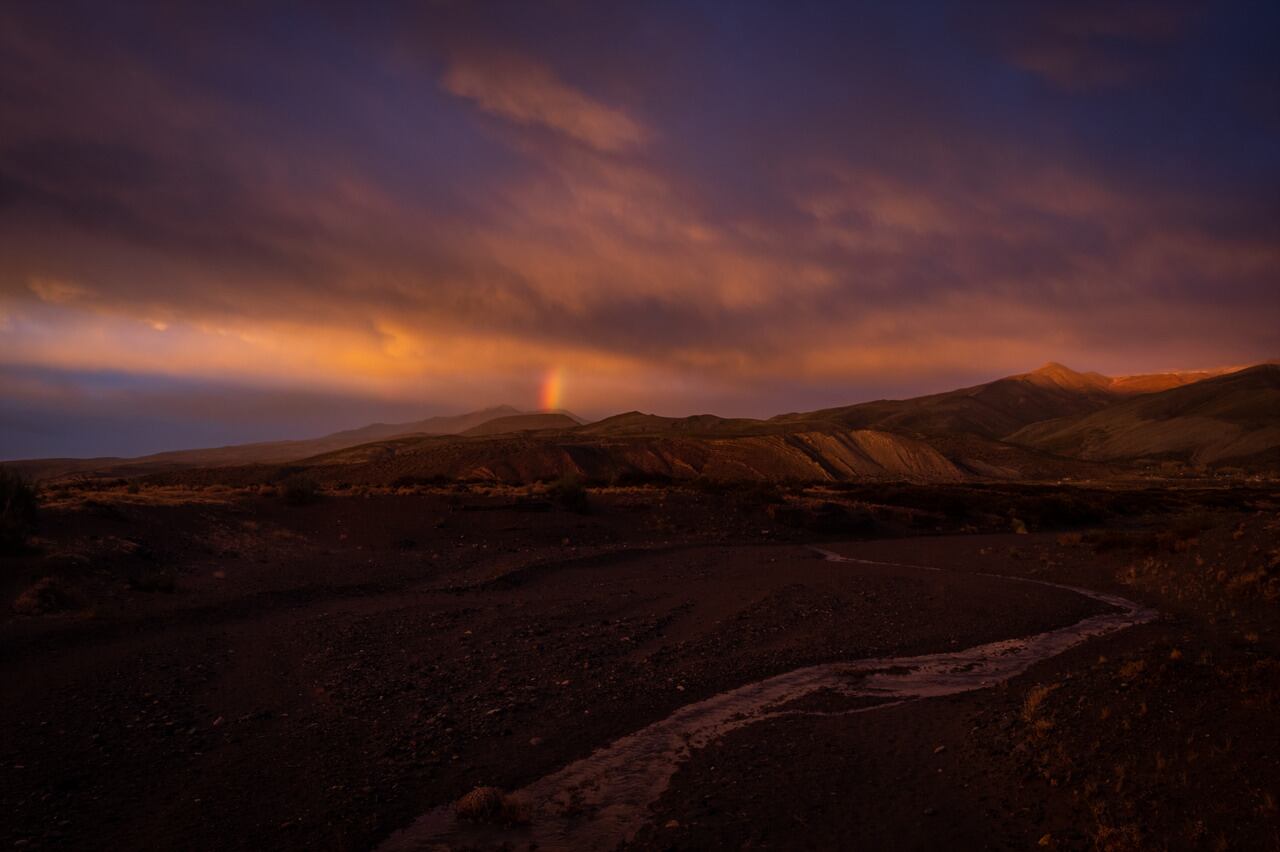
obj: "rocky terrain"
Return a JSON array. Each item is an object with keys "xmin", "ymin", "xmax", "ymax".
[{"xmin": 2, "ymin": 479, "xmax": 1278, "ymax": 850}]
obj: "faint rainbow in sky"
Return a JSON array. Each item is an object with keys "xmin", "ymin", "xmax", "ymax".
[{"xmin": 539, "ymin": 366, "xmax": 564, "ymax": 410}]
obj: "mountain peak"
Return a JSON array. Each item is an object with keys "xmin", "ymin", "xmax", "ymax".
[
  {"xmin": 1020, "ymin": 362, "xmax": 1112, "ymax": 392},
  {"xmin": 1032, "ymin": 361, "xmax": 1080, "ymax": 376}
]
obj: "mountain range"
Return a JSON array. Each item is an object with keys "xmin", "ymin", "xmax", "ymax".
[{"xmin": 7, "ymin": 362, "xmax": 1278, "ymax": 484}]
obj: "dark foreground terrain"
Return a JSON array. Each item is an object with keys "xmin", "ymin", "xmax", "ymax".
[{"xmin": 2, "ymin": 480, "xmax": 1279, "ymax": 850}]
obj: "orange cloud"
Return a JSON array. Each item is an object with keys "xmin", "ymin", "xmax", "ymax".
[
  {"xmin": 28, "ymin": 277, "xmax": 92, "ymax": 305},
  {"xmin": 441, "ymin": 55, "xmax": 649, "ymax": 152}
]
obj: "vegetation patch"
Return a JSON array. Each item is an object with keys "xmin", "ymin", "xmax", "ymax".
[
  {"xmin": 549, "ymin": 474, "xmax": 591, "ymax": 513},
  {"xmin": 12, "ymin": 576, "xmax": 80, "ymax": 615},
  {"xmin": 454, "ymin": 786, "xmax": 529, "ymax": 824}
]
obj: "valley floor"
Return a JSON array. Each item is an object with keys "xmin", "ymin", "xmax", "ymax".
[{"xmin": 2, "ymin": 484, "xmax": 1278, "ymax": 850}]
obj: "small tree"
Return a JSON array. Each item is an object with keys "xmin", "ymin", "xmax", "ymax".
[{"xmin": 0, "ymin": 466, "xmax": 38, "ymax": 554}]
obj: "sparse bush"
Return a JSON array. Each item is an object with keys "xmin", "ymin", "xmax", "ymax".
[
  {"xmin": 1021, "ymin": 682, "xmax": 1060, "ymax": 728},
  {"xmin": 550, "ymin": 473, "xmax": 590, "ymax": 513},
  {"xmin": 1085, "ymin": 522, "xmax": 1204, "ymax": 555},
  {"xmin": 454, "ymin": 786, "xmax": 529, "ymax": 824},
  {"xmin": 769, "ymin": 501, "xmax": 876, "ymax": 535},
  {"xmin": 12, "ymin": 576, "xmax": 78, "ymax": 614},
  {"xmin": 281, "ymin": 476, "xmax": 321, "ymax": 506},
  {"xmin": 0, "ymin": 466, "xmax": 39, "ymax": 554}
]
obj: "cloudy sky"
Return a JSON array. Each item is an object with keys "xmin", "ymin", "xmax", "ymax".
[{"xmin": 2, "ymin": 1, "xmax": 1278, "ymax": 457}]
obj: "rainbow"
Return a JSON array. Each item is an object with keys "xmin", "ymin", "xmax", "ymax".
[{"xmin": 539, "ymin": 366, "xmax": 564, "ymax": 411}]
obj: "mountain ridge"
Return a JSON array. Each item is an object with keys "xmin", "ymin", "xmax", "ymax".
[
  {"xmin": 1009, "ymin": 364, "xmax": 1280, "ymax": 465},
  {"xmin": 8, "ymin": 361, "xmax": 1274, "ymax": 483}
]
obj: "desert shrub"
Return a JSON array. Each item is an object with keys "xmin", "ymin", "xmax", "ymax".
[
  {"xmin": 770, "ymin": 501, "xmax": 876, "ymax": 535},
  {"xmin": 281, "ymin": 476, "xmax": 321, "ymax": 506},
  {"xmin": 1085, "ymin": 525, "xmax": 1202, "ymax": 555},
  {"xmin": 1021, "ymin": 682, "xmax": 1060, "ymax": 727},
  {"xmin": 12, "ymin": 576, "xmax": 79, "ymax": 615},
  {"xmin": 0, "ymin": 466, "xmax": 39, "ymax": 554},
  {"xmin": 549, "ymin": 473, "xmax": 590, "ymax": 513},
  {"xmin": 454, "ymin": 786, "xmax": 529, "ymax": 824}
]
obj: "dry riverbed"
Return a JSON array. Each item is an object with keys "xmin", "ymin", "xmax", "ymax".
[{"xmin": 2, "ymin": 484, "xmax": 1278, "ymax": 850}]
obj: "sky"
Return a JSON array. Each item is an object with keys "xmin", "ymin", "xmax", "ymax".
[{"xmin": 2, "ymin": 0, "xmax": 1279, "ymax": 458}]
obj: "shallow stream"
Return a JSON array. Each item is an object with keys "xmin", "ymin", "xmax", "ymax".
[{"xmin": 381, "ymin": 548, "xmax": 1156, "ymax": 851}]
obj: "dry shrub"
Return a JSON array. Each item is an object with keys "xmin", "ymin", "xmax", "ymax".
[
  {"xmin": 1094, "ymin": 821, "xmax": 1144, "ymax": 852},
  {"xmin": 1087, "ymin": 525, "xmax": 1201, "ymax": 555},
  {"xmin": 1022, "ymin": 682, "xmax": 1061, "ymax": 732},
  {"xmin": 549, "ymin": 474, "xmax": 590, "ymax": 514},
  {"xmin": 13, "ymin": 577, "xmax": 79, "ymax": 615},
  {"xmin": 454, "ymin": 786, "xmax": 529, "ymax": 824},
  {"xmin": 1117, "ymin": 659, "xmax": 1146, "ymax": 680},
  {"xmin": 1225, "ymin": 568, "xmax": 1280, "ymax": 601}
]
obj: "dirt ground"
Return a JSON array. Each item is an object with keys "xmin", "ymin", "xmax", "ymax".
[{"xmin": 2, "ymin": 483, "xmax": 1278, "ymax": 850}]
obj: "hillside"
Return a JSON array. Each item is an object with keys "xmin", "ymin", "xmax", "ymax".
[
  {"xmin": 164, "ymin": 428, "xmax": 970, "ymax": 485},
  {"xmin": 1107, "ymin": 367, "xmax": 1239, "ymax": 395},
  {"xmin": 5, "ymin": 405, "xmax": 565, "ymax": 481},
  {"xmin": 576, "ymin": 412, "xmax": 772, "ymax": 437},
  {"xmin": 460, "ymin": 412, "xmax": 583, "ymax": 436},
  {"xmin": 773, "ymin": 363, "xmax": 1122, "ymax": 439},
  {"xmin": 1009, "ymin": 365, "xmax": 1280, "ymax": 465}
]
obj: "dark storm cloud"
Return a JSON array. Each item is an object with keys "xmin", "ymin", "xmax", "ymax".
[{"xmin": 1, "ymin": 0, "xmax": 1278, "ymax": 456}]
